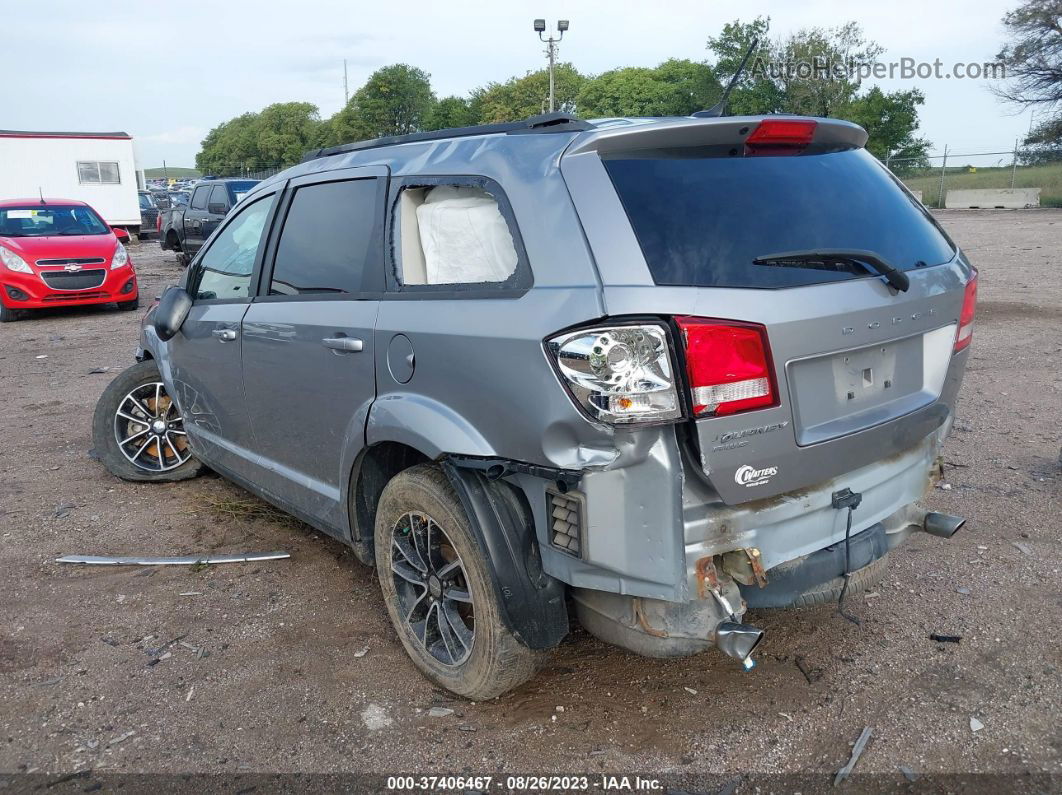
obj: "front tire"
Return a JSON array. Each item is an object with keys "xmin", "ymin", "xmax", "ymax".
[
  {"xmin": 0, "ymin": 302, "xmax": 20, "ymax": 323},
  {"xmin": 117, "ymin": 295, "xmax": 140, "ymax": 311},
  {"xmin": 374, "ymin": 464, "xmax": 541, "ymax": 699},
  {"xmin": 91, "ymin": 360, "xmax": 202, "ymax": 482}
]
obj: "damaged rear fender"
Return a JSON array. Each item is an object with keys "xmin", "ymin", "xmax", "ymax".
[{"xmin": 366, "ymin": 393, "xmax": 497, "ymax": 460}]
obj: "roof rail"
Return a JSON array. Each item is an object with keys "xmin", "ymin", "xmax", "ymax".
[{"xmin": 301, "ymin": 112, "xmax": 593, "ymax": 162}]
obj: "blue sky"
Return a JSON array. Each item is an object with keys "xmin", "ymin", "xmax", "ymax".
[{"xmin": 4, "ymin": 0, "xmax": 1035, "ymax": 168}]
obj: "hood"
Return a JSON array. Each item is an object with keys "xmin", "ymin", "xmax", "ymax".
[{"xmin": 0, "ymin": 233, "xmax": 119, "ymax": 264}]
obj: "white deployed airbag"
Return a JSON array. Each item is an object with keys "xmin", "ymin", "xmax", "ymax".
[{"xmin": 415, "ymin": 186, "xmax": 518, "ymax": 284}]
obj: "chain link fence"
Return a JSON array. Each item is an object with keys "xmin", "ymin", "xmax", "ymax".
[
  {"xmin": 202, "ymin": 164, "xmax": 286, "ymax": 180},
  {"xmin": 888, "ymin": 145, "xmax": 1062, "ymax": 208}
]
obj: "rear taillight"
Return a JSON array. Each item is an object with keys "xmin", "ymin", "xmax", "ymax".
[
  {"xmin": 953, "ymin": 271, "xmax": 977, "ymax": 352},
  {"xmin": 676, "ymin": 318, "xmax": 777, "ymax": 417},
  {"xmin": 547, "ymin": 324, "xmax": 682, "ymax": 424},
  {"xmin": 745, "ymin": 119, "xmax": 817, "ymax": 154}
]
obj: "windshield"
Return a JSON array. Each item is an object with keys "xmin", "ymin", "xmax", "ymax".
[
  {"xmin": 604, "ymin": 148, "xmax": 956, "ymax": 289},
  {"xmin": 0, "ymin": 205, "xmax": 111, "ymax": 238}
]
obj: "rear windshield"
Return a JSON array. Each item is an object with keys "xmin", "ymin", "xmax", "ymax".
[
  {"xmin": 225, "ymin": 180, "xmax": 259, "ymax": 204},
  {"xmin": 604, "ymin": 148, "xmax": 956, "ymax": 289}
]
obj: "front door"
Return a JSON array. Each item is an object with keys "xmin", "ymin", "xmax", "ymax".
[
  {"xmin": 240, "ymin": 168, "xmax": 386, "ymax": 534},
  {"xmin": 164, "ymin": 188, "xmax": 279, "ymax": 478}
]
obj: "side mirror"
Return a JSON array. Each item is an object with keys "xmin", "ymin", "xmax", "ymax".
[
  {"xmin": 207, "ymin": 203, "xmax": 229, "ymax": 216},
  {"xmin": 154, "ymin": 286, "xmax": 192, "ymax": 341},
  {"xmin": 112, "ymin": 227, "xmax": 130, "ymax": 243}
]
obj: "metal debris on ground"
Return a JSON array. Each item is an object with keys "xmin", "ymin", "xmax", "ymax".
[
  {"xmin": 834, "ymin": 726, "xmax": 872, "ymax": 786},
  {"xmin": 55, "ymin": 551, "xmax": 290, "ymax": 566},
  {"xmin": 1011, "ymin": 541, "xmax": 1034, "ymax": 556},
  {"xmin": 930, "ymin": 633, "xmax": 963, "ymax": 644},
  {"xmin": 970, "ymin": 717, "xmax": 984, "ymax": 732},
  {"xmin": 108, "ymin": 730, "xmax": 135, "ymax": 747}
]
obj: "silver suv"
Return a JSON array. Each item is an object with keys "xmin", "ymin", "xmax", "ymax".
[{"xmin": 92, "ymin": 113, "xmax": 977, "ymax": 698}]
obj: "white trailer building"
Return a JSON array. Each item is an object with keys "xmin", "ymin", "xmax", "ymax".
[{"xmin": 0, "ymin": 130, "xmax": 142, "ymax": 232}]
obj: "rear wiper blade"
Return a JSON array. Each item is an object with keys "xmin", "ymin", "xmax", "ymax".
[{"xmin": 753, "ymin": 249, "xmax": 910, "ymax": 293}]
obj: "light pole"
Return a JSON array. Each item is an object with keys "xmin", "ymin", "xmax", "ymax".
[{"xmin": 534, "ymin": 19, "xmax": 569, "ymax": 113}]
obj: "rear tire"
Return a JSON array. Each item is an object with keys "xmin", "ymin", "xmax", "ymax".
[
  {"xmin": 0, "ymin": 302, "xmax": 20, "ymax": 323},
  {"xmin": 91, "ymin": 360, "xmax": 202, "ymax": 482},
  {"xmin": 374, "ymin": 464, "xmax": 541, "ymax": 699}
]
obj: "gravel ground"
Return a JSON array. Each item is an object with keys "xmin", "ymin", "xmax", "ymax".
[{"xmin": 0, "ymin": 211, "xmax": 1058, "ymax": 786}]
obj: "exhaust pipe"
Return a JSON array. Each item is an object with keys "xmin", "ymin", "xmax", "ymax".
[
  {"xmin": 715, "ymin": 621, "xmax": 764, "ymax": 671},
  {"xmin": 923, "ymin": 512, "xmax": 966, "ymax": 539}
]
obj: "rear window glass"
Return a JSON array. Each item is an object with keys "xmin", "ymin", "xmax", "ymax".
[{"xmin": 604, "ymin": 148, "xmax": 956, "ymax": 289}]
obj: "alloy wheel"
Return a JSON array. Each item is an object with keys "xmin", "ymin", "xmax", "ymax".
[
  {"xmin": 390, "ymin": 511, "xmax": 475, "ymax": 667},
  {"xmin": 113, "ymin": 381, "xmax": 191, "ymax": 472}
]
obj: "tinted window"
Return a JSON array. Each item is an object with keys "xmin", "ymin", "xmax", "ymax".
[
  {"xmin": 194, "ymin": 195, "xmax": 272, "ymax": 300},
  {"xmin": 208, "ymin": 185, "xmax": 228, "ymax": 211},
  {"xmin": 190, "ymin": 186, "xmax": 210, "ymax": 211},
  {"xmin": 269, "ymin": 179, "xmax": 378, "ymax": 296},
  {"xmin": 604, "ymin": 148, "xmax": 956, "ymax": 289},
  {"xmin": 138, "ymin": 193, "xmax": 155, "ymax": 210}
]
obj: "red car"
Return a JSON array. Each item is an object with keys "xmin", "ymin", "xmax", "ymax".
[{"xmin": 0, "ymin": 198, "xmax": 139, "ymax": 322}]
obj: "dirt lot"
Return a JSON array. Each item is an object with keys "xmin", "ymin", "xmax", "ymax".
[{"xmin": 0, "ymin": 211, "xmax": 1059, "ymax": 786}]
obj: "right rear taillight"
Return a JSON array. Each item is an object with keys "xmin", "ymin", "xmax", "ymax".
[
  {"xmin": 675, "ymin": 317, "xmax": 777, "ymax": 417},
  {"xmin": 953, "ymin": 271, "xmax": 978, "ymax": 352}
]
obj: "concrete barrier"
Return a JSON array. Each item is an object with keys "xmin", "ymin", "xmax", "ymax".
[{"xmin": 945, "ymin": 188, "xmax": 1041, "ymax": 209}]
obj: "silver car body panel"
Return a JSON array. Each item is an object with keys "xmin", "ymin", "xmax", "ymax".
[{"xmin": 140, "ymin": 115, "xmax": 971, "ymax": 612}]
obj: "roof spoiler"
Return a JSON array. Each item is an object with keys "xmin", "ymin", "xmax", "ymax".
[
  {"xmin": 563, "ymin": 116, "xmax": 868, "ymax": 157},
  {"xmin": 302, "ymin": 112, "xmax": 594, "ymax": 162}
]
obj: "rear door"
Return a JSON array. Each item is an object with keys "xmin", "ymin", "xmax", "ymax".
[
  {"xmin": 183, "ymin": 185, "xmax": 211, "ymax": 253},
  {"xmin": 164, "ymin": 187, "xmax": 280, "ymax": 478},
  {"xmin": 240, "ymin": 166, "xmax": 387, "ymax": 532},
  {"xmin": 202, "ymin": 184, "xmax": 230, "ymax": 240},
  {"xmin": 564, "ymin": 120, "xmax": 974, "ymax": 505}
]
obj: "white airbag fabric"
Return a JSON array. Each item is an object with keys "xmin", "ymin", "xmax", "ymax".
[{"xmin": 415, "ymin": 186, "xmax": 518, "ymax": 284}]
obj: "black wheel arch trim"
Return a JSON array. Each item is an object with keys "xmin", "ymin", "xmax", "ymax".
[{"xmin": 441, "ymin": 459, "xmax": 568, "ymax": 650}]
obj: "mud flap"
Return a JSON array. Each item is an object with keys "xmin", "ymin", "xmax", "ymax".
[{"xmin": 441, "ymin": 460, "xmax": 569, "ymax": 649}]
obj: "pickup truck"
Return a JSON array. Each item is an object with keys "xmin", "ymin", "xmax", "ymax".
[{"xmin": 159, "ymin": 178, "xmax": 258, "ymax": 265}]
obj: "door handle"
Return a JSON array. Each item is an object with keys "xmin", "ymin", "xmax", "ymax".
[
  {"xmin": 322, "ymin": 336, "xmax": 363, "ymax": 352},
  {"xmin": 212, "ymin": 328, "xmax": 237, "ymax": 341}
]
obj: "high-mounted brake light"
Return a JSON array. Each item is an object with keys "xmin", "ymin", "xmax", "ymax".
[
  {"xmin": 953, "ymin": 271, "xmax": 978, "ymax": 352},
  {"xmin": 745, "ymin": 119, "xmax": 817, "ymax": 153},
  {"xmin": 676, "ymin": 318, "xmax": 777, "ymax": 417}
]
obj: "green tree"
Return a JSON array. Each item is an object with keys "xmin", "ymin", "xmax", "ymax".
[
  {"xmin": 842, "ymin": 87, "xmax": 931, "ymax": 164},
  {"xmin": 423, "ymin": 96, "xmax": 475, "ymax": 130},
  {"xmin": 195, "ymin": 112, "xmax": 261, "ymax": 174},
  {"xmin": 577, "ymin": 59, "xmax": 722, "ymax": 117},
  {"xmin": 993, "ymin": 0, "xmax": 1062, "ymax": 115},
  {"xmin": 707, "ymin": 16, "xmax": 783, "ymax": 114},
  {"xmin": 196, "ymin": 103, "xmax": 324, "ymax": 173},
  {"xmin": 773, "ymin": 22, "xmax": 883, "ymax": 117},
  {"xmin": 476, "ymin": 64, "xmax": 586, "ymax": 122},
  {"xmin": 254, "ymin": 102, "xmax": 324, "ymax": 164},
  {"xmin": 330, "ymin": 64, "xmax": 435, "ymax": 143}
]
